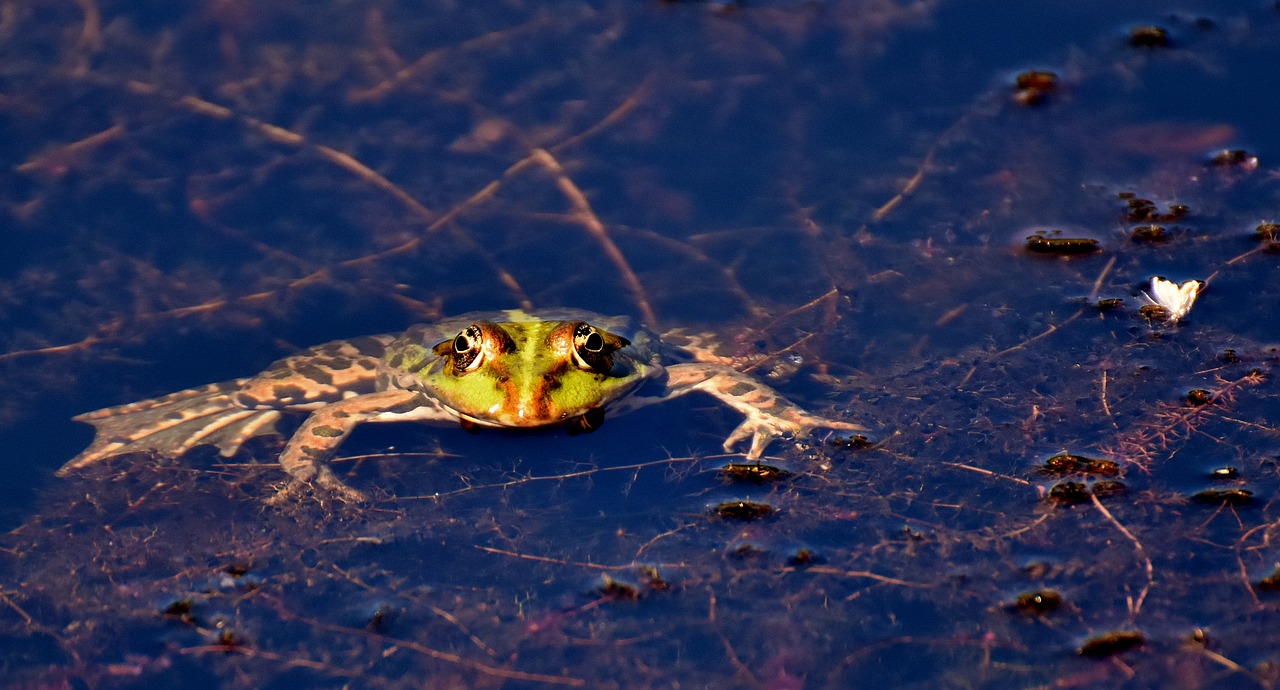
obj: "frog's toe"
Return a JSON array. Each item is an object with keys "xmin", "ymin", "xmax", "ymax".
[
  {"xmin": 722, "ymin": 418, "xmax": 786, "ymax": 459},
  {"xmin": 745, "ymin": 430, "xmax": 772, "ymax": 460},
  {"xmin": 315, "ymin": 472, "xmax": 370, "ymax": 504},
  {"xmin": 722, "ymin": 421, "xmax": 758, "ymax": 455},
  {"xmin": 267, "ymin": 476, "xmax": 369, "ymax": 506}
]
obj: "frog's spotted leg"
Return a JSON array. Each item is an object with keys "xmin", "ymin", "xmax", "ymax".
[
  {"xmin": 60, "ymin": 335, "xmax": 395, "ymax": 476},
  {"xmin": 613, "ymin": 363, "xmax": 865, "ymax": 459},
  {"xmin": 272, "ymin": 389, "xmax": 457, "ymax": 503},
  {"xmin": 59, "ymin": 379, "xmax": 282, "ymax": 473}
]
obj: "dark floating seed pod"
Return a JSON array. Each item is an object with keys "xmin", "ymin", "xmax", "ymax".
[
  {"xmin": 363, "ymin": 604, "xmax": 397, "ymax": 633},
  {"xmin": 1091, "ymin": 480, "xmax": 1127, "ymax": 498},
  {"xmin": 1219, "ymin": 349, "xmax": 1239, "ymax": 363},
  {"xmin": 1125, "ymin": 198, "xmax": 1158, "ymax": 221},
  {"xmin": 1047, "ymin": 481, "xmax": 1090, "ymax": 505},
  {"xmin": 1042, "ymin": 453, "xmax": 1119, "ymax": 477},
  {"xmin": 1128, "ymin": 25, "xmax": 1169, "ymax": 47},
  {"xmin": 1256, "ymin": 567, "xmax": 1280, "ymax": 591},
  {"xmin": 1025, "ymin": 230, "xmax": 1101, "ymax": 255},
  {"xmin": 1013, "ymin": 70, "xmax": 1058, "ymax": 106},
  {"xmin": 1078, "ymin": 630, "xmax": 1145, "ymax": 657},
  {"xmin": 597, "ymin": 575, "xmax": 640, "ymax": 601},
  {"xmin": 1209, "ymin": 149, "xmax": 1259, "ymax": 171},
  {"xmin": 637, "ymin": 565, "xmax": 670, "ymax": 592},
  {"xmin": 1015, "ymin": 70, "xmax": 1058, "ymax": 91},
  {"xmin": 1185, "ymin": 389, "xmax": 1214, "ymax": 405},
  {"xmin": 1255, "ymin": 223, "xmax": 1280, "ymax": 251},
  {"xmin": 831, "ymin": 434, "xmax": 875, "ymax": 449},
  {"xmin": 1130, "ymin": 224, "xmax": 1167, "ymax": 242},
  {"xmin": 1011, "ymin": 589, "xmax": 1063, "ymax": 616},
  {"xmin": 1209, "ymin": 466, "xmax": 1239, "ymax": 480},
  {"xmin": 214, "ymin": 627, "xmax": 246, "ymax": 650},
  {"xmin": 715, "ymin": 500, "xmax": 775, "ymax": 520},
  {"xmin": 787, "ymin": 548, "xmax": 819, "ymax": 567},
  {"xmin": 730, "ymin": 542, "xmax": 767, "ymax": 558},
  {"xmin": 1121, "ymin": 197, "xmax": 1188, "ymax": 223},
  {"xmin": 1139, "ymin": 304, "xmax": 1171, "ymax": 320},
  {"xmin": 1096, "ymin": 297, "xmax": 1124, "ymax": 311},
  {"xmin": 719, "ymin": 463, "xmax": 792, "ymax": 484},
  {"xmin": 1193, "ymin": 488, "xmax": 1254, "ymax": 505},
  {"xmin": 162, "ymin": 597, "xmax": 199, "ymax": 626}
]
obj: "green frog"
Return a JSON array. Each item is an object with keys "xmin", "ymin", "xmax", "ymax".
[{"xmin": 61, "ymin": 309, "xmax": 864, "ymax": 501}]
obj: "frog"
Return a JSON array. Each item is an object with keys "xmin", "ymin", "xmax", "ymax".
[{"xmin": 60, "ymin": 309, "xmax": 865, "ymax": 502}]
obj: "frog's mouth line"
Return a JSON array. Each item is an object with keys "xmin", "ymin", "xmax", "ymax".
[{"xmin": 457, "ymin": 407, "xmax": 605, "ymax": 433}]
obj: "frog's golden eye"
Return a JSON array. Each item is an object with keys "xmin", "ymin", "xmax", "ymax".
[
  {"xmin": 443, "ymin": 324, "xmax": 485, "ymax": 374},
  {"xmin": 570, "ymin": 322, "xmax": 630, "ymax": 374},
  {"xmin": 431, "ymin": 322, "xmax": 516, "ymax": 375}
]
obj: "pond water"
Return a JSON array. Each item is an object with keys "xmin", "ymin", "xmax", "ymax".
[{"xmin": 2, "ymin": 1, "xmax": 1279, "ymax": 688}]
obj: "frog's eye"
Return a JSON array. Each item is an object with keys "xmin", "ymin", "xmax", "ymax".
[
  {"xmin": 570, "ymin": 322, "xmax": 630, "ymax": 374},
  {"xmin": 446, "ymin": 324, "xmax": 485, "ymax": 374},
  {"xmin": 431, "ymin": 322, "xmax": 516, "ymax": 375}
]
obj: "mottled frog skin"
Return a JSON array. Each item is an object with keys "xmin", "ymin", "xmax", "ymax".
[{"xmin": 62, "ymin": 309, "xmax": 864, "ymax": 501}]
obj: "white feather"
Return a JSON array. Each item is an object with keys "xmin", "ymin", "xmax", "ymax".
[{"xmin": 1143, "ymin": 277, "xmax": 1202, "ymax": 322}]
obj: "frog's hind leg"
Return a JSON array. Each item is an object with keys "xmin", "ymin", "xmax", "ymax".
[{"xmin": 60, "ymin": 379, "xmax": 283, "ymax": 474}]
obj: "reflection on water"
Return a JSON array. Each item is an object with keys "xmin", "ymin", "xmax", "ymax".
[{"xmin": 2, "ymin": 1, "xmax": 1279, "ymax": 687}]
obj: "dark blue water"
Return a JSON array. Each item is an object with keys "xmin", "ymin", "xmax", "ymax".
[{"xmin": 2, "ymin": 1, "xmax": 1279, "ymax": 687}]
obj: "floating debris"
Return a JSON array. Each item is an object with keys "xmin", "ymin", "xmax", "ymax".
[
  {"xmin": 1025, "ymin": 230, "xmax": 1101, "ymax": 255},
  {"xmin": 1042, "ymin": 453, "xmax": 1120, "ymax": 477},
  {"xmin": 715, "ymin": 500, "xmax": 775, "ymax": 520},
  {"xmin": 1256, "ymin": 223, "xmax": 1280, "ymax": 251},
  {"xmin": 1078, "ymin": 630, "xmax": 1145, "ymax": 657},
  {"xmin": 719, "ymin": 463, "xmax": 792, "ymax": 484},
  {"xmin": 1142, "ymin": 277, "xmax": 1202, "ymax": 322},
  {"xmin": 1128, "ymin": 26, "xmax": 1169, "ymax": 47},
  {"xmin": 1046, "ymin": 481, "xmax": 1090, "ymax": 505},
  {"xmin": 830, "ymin": 434, "xmax": 875, "ymax": 450},
  {"xmin": 637, "ymin": 565, "xmax": 670, "ymax": 592},
  {"xmin": 786, "ymin": 548, "xmax": 822, "ymax": 567},
  {"xmin": 213, "ymin": 627, "xmax": 247, "ymax": 650},
  {"xmin": 597, "ymin": 575, "xmax": 641, "ymax": 601},
  {"xmin": 1257, "ymin": 567, "xmax": 1280, "ymax": 591},
  {"xmin": 1096, "ymin": 297, "xmax": 1124, "ymax": 311},
  {"xmin": 1130, "ymin": 224, "xmax": 1167, "ymax": 242},
  {"xmin": 1090, "ymin": 480, "xmax": 1127, "ymax": 498},
  {"xmin": 1045, "ymin": 478, "xmax": 1124, "ymax": 504},
  {"xmin": 1208, "ymin": 466, "xmax": 1239, "ymax": 480},
  {"xmin": 1013, "ymin": 70, "xmax": 1058, "ymax": 106},
  {"xmin": 1192, "ymin": 488, "xmax": 1254, "ymax": 505},
  {"xmin": 161, "ymin": 597, "xmax": 199, "ymax": 626},
  {"xmin": 1121, "ymin": 196, "xmax": 1188, "ymax": 223},
  {"xmin": 1209, "ymin": 149, "xmax": 1259, "ymax": 171},
  {"xmin": 1185, "ymin": 388, "xmax": 1214, "ymax": 406},
  {"xmin": 1011, "ymin": 589, "xmax": 1063, "ymax": 616}
]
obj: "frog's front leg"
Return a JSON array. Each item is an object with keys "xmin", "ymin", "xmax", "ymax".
[
  {"xmin": 621, "ymin": 364, "xmax": 864, "ymax": 459},
  {"xmin": 275, "ymin": 389, "xmax": 454, "ymax": 502}
]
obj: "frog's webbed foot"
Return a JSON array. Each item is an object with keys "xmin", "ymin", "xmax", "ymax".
[
  {"xmin": 61, "ymin": 379, "xmax": 282, "ymax": 473},
  {"xmin": 724, "ymin": 408, "xmax": 866, "ymax": 459},
  {"xmin": 659, "ymin": 363, "xmax": 865, "ymax": 459},
  {"xmin": 271, "ymin": 388, "xmax": 432, "ymax": 503},
  {"xmin": 267, "ymin": 471, "xmax": 369, "ymax": 506}
]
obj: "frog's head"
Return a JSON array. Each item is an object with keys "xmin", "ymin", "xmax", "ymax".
[{"xmin": 417, "ymin": 318, "xmax": 650, "ymax": 428}]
